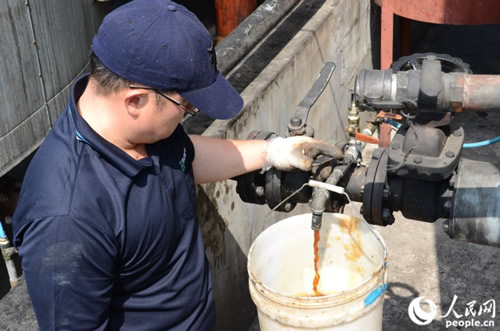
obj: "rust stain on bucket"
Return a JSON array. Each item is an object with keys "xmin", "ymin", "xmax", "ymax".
[
  {"xmin": 338, "ymin": 216, "xmax": 359, "ymax": 233},
  {"xmin": 344, "ymin": 241, "xmax": 362, "ymax": 261},
  {"xmin": 339, "ymin": 216, "xmax": 363, "ymax": 262}
]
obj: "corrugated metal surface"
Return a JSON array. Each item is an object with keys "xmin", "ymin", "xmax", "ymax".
[{"xmin": 0, "ymin": 0, "xmax": 108, "ymax": 177}]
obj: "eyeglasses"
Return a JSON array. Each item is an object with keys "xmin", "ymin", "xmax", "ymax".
[{"xmin": 129, "ymin": 86, "xmax": 198, "ymax": 116}]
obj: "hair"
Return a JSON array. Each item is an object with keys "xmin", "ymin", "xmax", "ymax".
[
  {"xmin": 89, "ymin": 50, "xmax": 173, "ymax": 109},
  {"xmin": 89, "ymin": 50, "xmax": 133, "ymax": 95}
]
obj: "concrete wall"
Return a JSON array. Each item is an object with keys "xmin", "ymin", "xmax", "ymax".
[{"xmin": 196, "ymin": 0, "xmax": 374, "ymax": 329}]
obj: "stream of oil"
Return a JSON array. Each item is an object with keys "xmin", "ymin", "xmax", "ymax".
[{"xmin": 312, "ymin": 229, "xmax": 322, "ymax": 296}]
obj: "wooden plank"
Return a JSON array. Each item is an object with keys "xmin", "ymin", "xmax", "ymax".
[
  {"xmin": 0, "ymin": 106, "xmax": 50, "ymax": 177},
  {"xmin": 48, "ymin": 63, "xmax": 90, "ymax": 126},
  {"xmin": 0, "ymin": 0, "xmax": 109, "ymax": 175},
  {"xmin": 0, "ymin": 0, "xmax": 44, "ymax": 136},
  {"xmin": 29, "ymin": 0, "xmax": 107, "ymax": 102},
  {"xmin": 47, "ymin": 80, "xmax": 71, "ymax": 127}
]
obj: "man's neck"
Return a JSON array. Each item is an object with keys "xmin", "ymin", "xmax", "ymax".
[{"xmin": 77, "ymin": 82, "xmax": 148, "ymax": 160}]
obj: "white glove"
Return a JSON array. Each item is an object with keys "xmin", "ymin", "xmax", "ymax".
[{"xmin": 263, "ymin": 136, "xmax": 344, "ymax": 171}]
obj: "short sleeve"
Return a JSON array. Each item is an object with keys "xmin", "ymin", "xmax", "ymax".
[{"xmin": 16, "ymin": 215, "xmax": 118, "ymax": 330}]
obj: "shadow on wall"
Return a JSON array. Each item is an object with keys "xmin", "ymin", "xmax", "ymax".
[{"xmin": 196, "ymin": 187, "xmax": 258, "ymax": 331}]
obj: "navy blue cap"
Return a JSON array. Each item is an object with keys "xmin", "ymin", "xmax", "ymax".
[{"xmin": 92, "ymin": 0, "xmax": 243, "ymax": 120}]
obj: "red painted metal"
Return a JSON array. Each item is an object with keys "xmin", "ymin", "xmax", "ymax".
[
  {"xmin": 377, "ymin": 111, "xmax": 403, "ymax": 120},
  {"xmin": 215, "ymin": 0, "xmax": 257, "ymax": 40},
  {"xmin": 378, "ymin": 123, "xmax": 393, "ymax": 148},
  {"xmin": 375, "ymin": 0, "xmax": 500, "ymax": 69},
  {"xmin": 356, "ymin": 132, "xmax": 380, "ymax": 145}
]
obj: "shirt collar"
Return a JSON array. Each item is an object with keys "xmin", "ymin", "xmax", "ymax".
[{"xmin": 69, "ymin": 74, "xmax": 153, "ymax": 177}]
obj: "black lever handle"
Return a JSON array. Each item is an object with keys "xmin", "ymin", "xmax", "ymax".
[{"xmin": 288, "ymin": 62, "xmax": 336, "ymax": 136}]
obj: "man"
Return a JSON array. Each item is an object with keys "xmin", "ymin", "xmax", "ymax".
[{"xmin": 13, "ymin": 0, "xmax": 343, "ymax": 330}]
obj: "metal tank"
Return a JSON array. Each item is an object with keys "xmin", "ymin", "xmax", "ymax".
[{"xmin": 0, "ymin": 0, "xmax": 109, "ymax": 177}]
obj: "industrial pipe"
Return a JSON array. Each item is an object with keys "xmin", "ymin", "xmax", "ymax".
[
  {"xmin": 0, "ymin": 220, "xmax": 18, "ymax": 287},
  {"xmin": 310, "ymin": 139, "xmax": 361, "ymax": 230},
  {"xmin": 446, "ymin": 159, "xmax": 500, "ymax": 247},
  {"xmin": 354, "ymin": 69, "xmax": 500, "ymax": 113},
  {"xmin": 458, "ymin": 74, "xmax": 500, "ymax": 111}
]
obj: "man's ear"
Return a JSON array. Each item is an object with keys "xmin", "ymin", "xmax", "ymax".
[{"xmin": 124, "ymin": 88, "xmax": 148, "ymax": 118}]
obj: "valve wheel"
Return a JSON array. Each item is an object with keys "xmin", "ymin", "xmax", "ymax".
[{"xmin": 391, "ymin": 53, "xmax": 472, "ymax": 74}]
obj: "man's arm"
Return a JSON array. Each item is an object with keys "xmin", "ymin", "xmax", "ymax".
[
  {"xmin": 189, "ymin": 135, "xmax": 344, "ymax": 184},
  {"xmin": 189, "ymin": 135, "xmax": 267, "ymax": 184}
]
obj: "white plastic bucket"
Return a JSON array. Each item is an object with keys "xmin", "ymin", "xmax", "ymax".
[{"xmin": 248, "ymin": 213, "xmax": 387, "ymax": 330}]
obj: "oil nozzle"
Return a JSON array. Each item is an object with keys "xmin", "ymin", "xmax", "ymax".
[
  {"xmin": 310, "ymin": 185, "xmax": 329, "ymax": 230},
  {"xmin": 308, "ymin": 172, "xmax": 350, "ymax": 231},
  {"xmin": 311, "ymin": 213, "xmax": 323, "ymax": 230}
]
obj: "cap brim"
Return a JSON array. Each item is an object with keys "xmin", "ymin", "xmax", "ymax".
[{"xmin": 180, "ymin": 73, "xmax": 243, "ymax": 120}]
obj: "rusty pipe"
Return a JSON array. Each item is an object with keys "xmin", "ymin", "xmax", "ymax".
[
  {"xmin": 453, "ymin": 74, "xmax": 500, "ymax": 112},
  {"xmin": 355, "ymin": 69, "xmax": 500, "ymax": 113}
]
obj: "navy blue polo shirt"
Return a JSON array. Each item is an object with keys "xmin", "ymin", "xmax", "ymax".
[{"xmin": 13, "ymin": 75, "xmax": 215, "ymax": 330}]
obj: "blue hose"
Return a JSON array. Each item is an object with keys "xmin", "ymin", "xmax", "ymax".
[
  {"xmin": 463, "ymin": 136, "xmax": 500, "ymax": 149},
  {"xmin": 0, "ymin": 220, "xmax": 6, "ymax": 239},
  {"xmin": 384, "ymin": 118, "xmax": 401, "ymax": 129}
]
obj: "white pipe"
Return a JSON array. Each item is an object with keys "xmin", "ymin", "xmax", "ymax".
[
  {"xmin": 5, "ymin": 258, "xmax": 18, "ymax": 287},
  {"xmin": 0, "ymin": 236, "xmax": 19, "ymax": 288}
]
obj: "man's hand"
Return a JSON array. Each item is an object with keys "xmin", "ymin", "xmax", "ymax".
[{"xmin": 263, "ymin": 136, "xmax": 344, "ymax": 171}]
